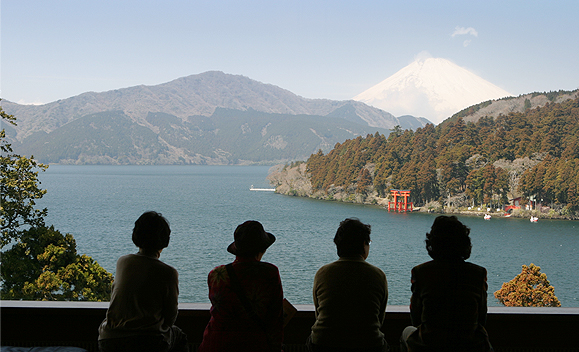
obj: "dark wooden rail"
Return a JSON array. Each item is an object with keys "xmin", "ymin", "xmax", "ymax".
[{"xmin": 1, "ymin": 301, "xmax": 578, "ymax": 351}]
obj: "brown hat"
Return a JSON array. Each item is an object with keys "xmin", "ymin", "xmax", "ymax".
[{"xmin": 227, "ymin": 220, "xmax": 276, "ymax": 256}]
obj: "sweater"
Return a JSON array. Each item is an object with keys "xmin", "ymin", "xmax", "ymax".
[
  {"xmin": 310, "ymin": 257, "xmax": 388, "ymax": 349},
  {"xmin": 98, "ymin": 253, "xmax": 179, "ymax": 343},
  {"xmin": 408, "ymin": 259, "xmax": 491, "ymax": 351}
]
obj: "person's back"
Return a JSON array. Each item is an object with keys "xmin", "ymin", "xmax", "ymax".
[
  {"xmin": 199, "ymin": 220, "xmax": 283, "ymax": 352},
  {"xmin": 410, "ymin": 259, "xmax": 488, "ymax": 349},
  {"xmin": 308, "ymin": 218, "xmax": 388, "ymax": 352},
  {"xmin": 311, "ymin": 257, "xmax": 387, "ymax": 349},
  {"xmin": 401, "ymin": 215, "xmax": 491, "ymax": 352},
  {"xmin": 98, "ymin": 211, "xmax": 188, "ymax": 352},
  {"xmin": 100, "ymin": 253, "xmax": 178, "ymax": 338}
]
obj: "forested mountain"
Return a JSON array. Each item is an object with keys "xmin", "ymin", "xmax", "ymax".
[
  {"xmin": 2, "ymin": 71, "xmax": 429, "ymax": 165},
  {"xmin": 10, "ymin": 108, "xmax": 391, "ymax": 165},
  {"xmin": 269, "ymin": 93, "xmax": 579, "ymax": 216}
]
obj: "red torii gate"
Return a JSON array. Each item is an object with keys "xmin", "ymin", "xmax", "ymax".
[{"xmin": 388, "ymin": 189, "xmax": 413, "ymax": 212}]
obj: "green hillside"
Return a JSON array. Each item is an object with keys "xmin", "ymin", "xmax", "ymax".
[
  {"xmin": 304, "ymin": 96, "xmax": 579, "ymax": 213},
  {"xmin": 19, "ymin": 111, "xmax": 166, "ymax": 164},
  {"xmin": 16, "ymin": 108, "xmax": 390, "ymax": 165}
]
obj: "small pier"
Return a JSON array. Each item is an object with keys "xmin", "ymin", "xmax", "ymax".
[{"xmin": 250, "ymin": 185, "xmax": 276, "ymax": 192}]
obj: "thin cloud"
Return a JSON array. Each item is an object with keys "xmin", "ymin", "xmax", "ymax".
[
  {"xmin": 451, "ymin": 26, "xmax": 478, "ymax": 38},
  {"xmin": 16, "ymin": 100, "xmax": 46, "ymax": 105},
  {"xmin": 414, "ymin": 50, "xmax": 433, "ymax": 62}
]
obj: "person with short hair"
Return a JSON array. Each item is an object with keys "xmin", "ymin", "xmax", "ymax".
[
  {"xmin": 98, "ymin": 211, "xmax": 189, "ymax": 352},
  {"xmin": 307, "ymin": 218, "xmax": 388, "ymax": 352},
  {"xmin": 199, "ymin": 220, "xmax": 284, "ymax": 352},
  {"xmin": 400, "ymin": 215, "xmax": 492, "ymax": 352}
]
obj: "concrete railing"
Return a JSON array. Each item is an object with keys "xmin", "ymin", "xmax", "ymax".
[{"xmin": 1, "ymin": 301, "xmax": 578, "ymax": 351}]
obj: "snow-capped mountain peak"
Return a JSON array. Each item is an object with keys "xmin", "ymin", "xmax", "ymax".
[{"xmin": 353, "ymin": 57, "xmax": 512, "ymax": 124}]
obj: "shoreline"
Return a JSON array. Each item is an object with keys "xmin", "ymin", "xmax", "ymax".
[
  {"xmin": 381, "ymin": 205, "xmax": 579, "ymax": 221},
  {"xmin": 267, "ymin": 163, "xmax": 579, "ymax": 221},
  {"xmin": 423, "ymin": 209, "xmax": 564, "ymax": 220},
  {"xmin": 415, "ymin": 206, "xmax": 579, "ymax": 221}
]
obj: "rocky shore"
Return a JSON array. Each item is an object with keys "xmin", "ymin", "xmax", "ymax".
[{"xmin": 267, "ymin": 163, "xmax": 579, "ymax": 220}]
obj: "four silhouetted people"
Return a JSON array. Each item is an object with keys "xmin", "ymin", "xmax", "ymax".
[{"xmin": 99, "ymin": 214, "xmax": 492, "ymax": 351}]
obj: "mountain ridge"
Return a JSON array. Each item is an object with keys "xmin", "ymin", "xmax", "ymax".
[
  {"xmin": 3, "ymin": 71, "xmax": 429, "ymax": 142},
  {"xmin": 450, "ymin": 89, "xmax": 579, "ymax": 123},
  {"xmin": 6, "ymin": 70, "xmax": 574, "ymax": 166}
]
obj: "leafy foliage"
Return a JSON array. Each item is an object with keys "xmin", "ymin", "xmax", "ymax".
[
  {"xmin": 305, "ymin": 96, "xmax": 579, "ymax": 210},
  {"xmin": 1, "ymin": 226, "xmax": 113, "ymax": 301},
  {"xmin": 494, "ymin": 264, "xmax": 561, "ymax": 307},
  {"xmin": 1, "ymin": 104, "xmax": 48, "ymax": 247},
  {"xmin": 1, "ymin": 103, "xmax": 113, "ymax": 301},
  {"xmin": 466, "ymin": 164, "xmax": 509, "ymax": 206}
]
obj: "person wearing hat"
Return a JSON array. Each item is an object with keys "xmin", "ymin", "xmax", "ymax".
[
  {"xmin": 307, "ymin": 218, "xmax": 388, "ymax": 352},
  {"xmin": 199, "ymin": 220, "xmax": 283, "ymax": 352}
]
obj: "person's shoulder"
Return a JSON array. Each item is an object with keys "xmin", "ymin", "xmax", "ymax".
[
  {"xmin": 315, "ymin": 260, "xmax": 340, "ymax": 272},
  {"xmin": 118, "ymin": 254, "xmax": 178, "ymax": 275},
  {"xmin": 117, "ymin": 253, "xmax": 136, "ymax": 261},
  {"xmin": 412, "ymin": 260, "xmax": 435, "ymax": 271},
  {"xmin": 116, "ymin": 253, "xmax": 140, "ymax": 266},
  {"xmin": 464, "ymin": 261, "xmax": 487, "ymax": 275},
  {"xmin": 234, "ymin": 261, "xmax": 280, "ymax": 280},
  {"xmin": 157, "ymin": 259, "xmax": 178, "ymax": 276},
  {"xmin": 368, "ymin": 263, "xmax": 387, "ymax": 284},
  {"xmin": 360, "ymin": 260, "xmax": 386, "ymax": 275},
  {"xmin": 257, "ymin": 261, "xmax": 280, "ymax": 273},
  {"xmin": 318, "ymin": 259, "xmax": 384, "ymax": 274},
  {"xmin": 313, "ymin": 261, "xmax": 338, "ymax": 282},
  {"xmin": 312, "ymin": 261, "xmax": 334, "ymax": 280},
  {"xmin": 411, "ymin": 260, "xmax": 438, "ymax": 279},
  {"xmin": 208, "ymin": 264, "xmax": 226, "ymax": 277},
  {"xmin": 211, "ymin": 264, "xmax": 227, "ymax": 271}
]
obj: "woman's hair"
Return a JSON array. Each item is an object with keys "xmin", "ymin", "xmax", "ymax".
[
  {"xmin": 425, "ymin": 215, "xmax": 472, "ymax": 260},
  {"xmin": 132, "ymin": 211, "xmax": 171, "ymax": 251},
  {"xmin": 334, "ymin": 218, "xmax": 371, "ymax": 257}
]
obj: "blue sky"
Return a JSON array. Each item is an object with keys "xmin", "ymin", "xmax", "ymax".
[{"xmin": 1, "ymin": 0, "xmax": 578, "ymax": 105}]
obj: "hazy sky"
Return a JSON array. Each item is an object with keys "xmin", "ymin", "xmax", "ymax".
[{"xmin": 2, "ymin": 0, "xmax": 578, "ymax": 105}]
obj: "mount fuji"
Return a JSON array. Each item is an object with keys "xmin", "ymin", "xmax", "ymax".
[{"xmin": 353, "ymin": 57, "xmax": 512, "ymax": 124}]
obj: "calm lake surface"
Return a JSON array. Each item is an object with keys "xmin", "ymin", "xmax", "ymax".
[{"xmin": 37, "ymin": 165, "xmax": 579, "ymax": 307}]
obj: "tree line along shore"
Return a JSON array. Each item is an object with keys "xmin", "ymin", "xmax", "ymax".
[{"xmin": 268, "ymin": 96, "xmax": 579, "ymax": 221}]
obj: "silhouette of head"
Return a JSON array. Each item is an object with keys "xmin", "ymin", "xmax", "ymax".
[
  {"xmin": 227, "ymin": 220, "xmax": 276, "ymax": 257},
  {"xmin": 334, "ymin": 218, "xmax": 371, "ymax": 258},
  {"xmin": 132, "ymin": 211, "xmax": 171, "ymax": 251},
  {"xmin": 425, "ymin": 215, "xmax": 472, "ymax": 261}
]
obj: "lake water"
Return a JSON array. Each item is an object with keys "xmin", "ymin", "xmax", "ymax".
[{"xmin": 36, "ymin": 165, "xmax": 579, "ymax": 307}]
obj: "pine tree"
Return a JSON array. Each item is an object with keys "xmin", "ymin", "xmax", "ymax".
[{"xmin": 494, "ymin": 263, "xmax": 561, "ymax": 307}]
